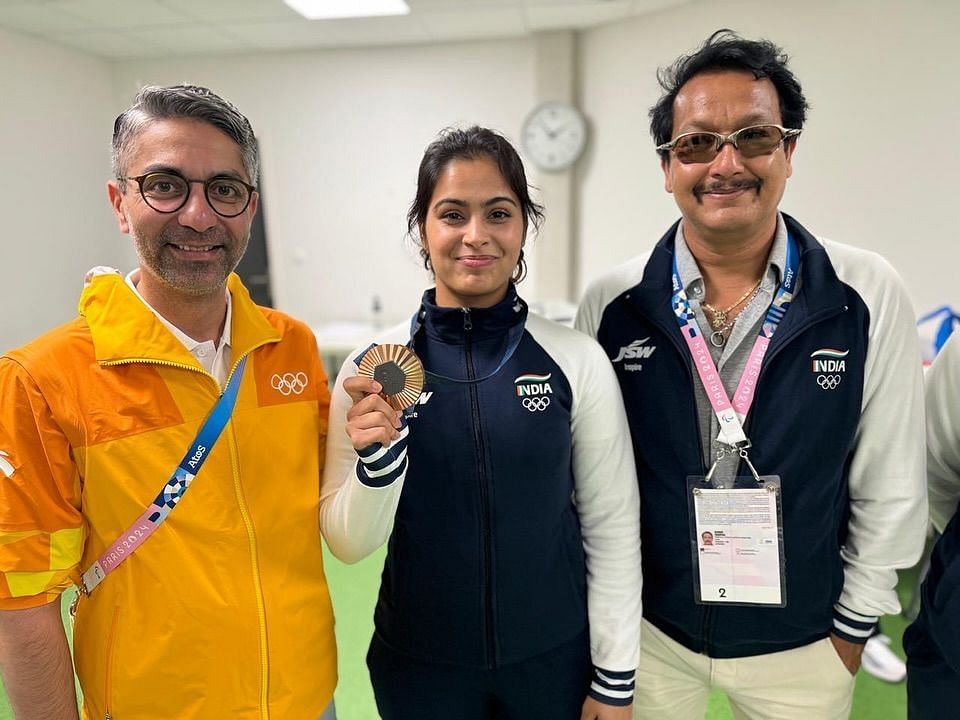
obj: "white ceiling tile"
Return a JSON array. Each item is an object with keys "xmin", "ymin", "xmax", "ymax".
[
  {"xmin": 408, "ymin": 0, "xmax": 514, "ymax": 9},
  {"xmin": 310, "ymin": 16, "xmax": 432, "ymax": 46},
  {"xmin": 221, "ymin": 18, "xmax": 337, "ymax": 44},
  {"xmin": 48, "ymin": 29, "xmax": 164, "ymax": 57},
  {"xmin": 0, "ymin": 4, "xmax": 96, "ymax": 34},
  {"xmin": 522, "ymin": 0, "xmax": 619, "ymax": 6},
  {"xmin": 119, "ymin": 25, "xmax": 255, "ymax": 56},
  {"xmin": 156, "ymin": 0, "xmax": 302, "ymax": 23},
  {"xmin": 420, "ymin": 6, "xmax": 528, "ymax": 40},
  {"xmin": 48, "ymin": 0, "xmax": 189, "ymax": 29},
  {"xmin": 525, "ymin": 1, "xmax": 631, "ymax": 31},
  {"xmin": 223, "ymin": 15, "xmax": 430, "ymax": 51},
  {"xmin": 0, "ymin": 0, "xmax": 698, "ymax": 54},
  {"xmin": 629, "ymin": 0, "xmax": 692, "ymax": 15}
]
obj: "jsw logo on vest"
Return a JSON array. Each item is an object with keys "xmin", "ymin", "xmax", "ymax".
[{"xmin": 613, "ymin": 338, "xmax": 657, "ymax": 363}]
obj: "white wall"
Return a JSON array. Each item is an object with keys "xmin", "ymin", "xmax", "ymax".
[
  {"xmin": 110, "ymin": 40, "xmax": 535, "ymax": 329},
  {"xmin": 576, "ymin": 0, "xmax": 960, "ymax": 316},
  {"xmin": 4, "ymin": 1, "xmax": 959, "ymax": 352},
  {"xmin": 0, "ymin": 27, "xmax": 129, "ymax": 352}
]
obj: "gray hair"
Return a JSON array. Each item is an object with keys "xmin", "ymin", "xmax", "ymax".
[{"xmin": 112, "ymin": 84, "xmax": 259, "ymax": 186}]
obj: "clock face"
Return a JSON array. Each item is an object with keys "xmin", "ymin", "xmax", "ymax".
[{"xmin": 521, "ymin": 101, "xmax": 587, "ymax": 172}]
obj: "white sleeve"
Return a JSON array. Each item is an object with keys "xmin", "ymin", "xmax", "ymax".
[
  {"xmin": 834, "ymin": 254, "xmax": 927, "ymax": 634},
  {"xmin": 318, "ymin": 351, "xmax": 407, "ymax": 564},
  {"xmin": 568, "ymin": 335, "xmax": 643, "ymax": 691},
  {"xmin": 925, "ymin": 332, "xmax": 960, "ymax": 534},
  {"xmin": 574, "ymin": 252, "xmax": 650, "ymax": 340},
  {"xmin": 574, "ymin": 281, "xmax": 604, "ymax": 339}
]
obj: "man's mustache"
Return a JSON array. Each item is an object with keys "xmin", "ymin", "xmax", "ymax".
[
  {"xmin": 158, "ymin": 227, "xmax": 230, "ymax": 245},
  {"xmin": 694, "ymin": 179, "xmax": 762, "ymax": 200}
]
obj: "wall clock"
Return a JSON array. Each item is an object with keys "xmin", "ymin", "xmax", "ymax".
[{"xmin": 521, "ymin": 100, "xmax": 588, "ymax": 172}]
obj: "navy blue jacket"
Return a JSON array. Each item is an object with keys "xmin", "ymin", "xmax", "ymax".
[
  {"xmin": 904, "ymin": 328, "xmax": 960, "ymax": 713},
  {"xmin": 904, "ymin": 510, "xmax": 960, "ymax": 712},
  {"xmin": 577, "ymin": 214, "xmax": 925, "ymax": 657},
  {"xmin": 321, "ymin": 288, "xmax": 643, "ymax": 703}
]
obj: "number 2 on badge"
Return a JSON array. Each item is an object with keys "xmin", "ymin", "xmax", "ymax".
[{"xmin": 718, "ymin": 588, "xmax": 726, "ymax": 598}]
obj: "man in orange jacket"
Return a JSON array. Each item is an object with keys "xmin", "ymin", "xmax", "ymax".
[{"xmin": 0, "ymin": 85, "xmax": 338, "ymax": 719}]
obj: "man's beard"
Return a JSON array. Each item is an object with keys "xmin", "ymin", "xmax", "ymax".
[{"xmin": 133, "ymin": 225, "xmax": 247, "ymax": 296}]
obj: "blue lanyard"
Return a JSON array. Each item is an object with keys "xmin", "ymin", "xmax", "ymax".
[
  {"xmin": 82, "ymin": 356, "xmax": 248, "ymax": 595},
  {"xmin": 671, "ymin": 231, "xmax": 800, "ymax": 341},
  {"xmin": 152, "ymin": 355, "xmax": 248, "ymax": 519}
]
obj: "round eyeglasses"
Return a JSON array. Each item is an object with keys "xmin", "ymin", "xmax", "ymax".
[
  {"xmin": 119, "ymin": 171, "xmax": 256, "ymax": 218},
  {"xmin": 656, "ymin": 124, "xmax": 801, "ymax": 165}
]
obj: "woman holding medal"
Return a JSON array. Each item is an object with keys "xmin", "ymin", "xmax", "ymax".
[{"xmin": 320, "ymin": 126, "xmax": 642, "ymax": 720}]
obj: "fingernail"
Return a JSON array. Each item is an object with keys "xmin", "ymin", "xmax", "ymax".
[{"xmin": 371, "ymin": 381, "xmax": 382, "ymax": 393}]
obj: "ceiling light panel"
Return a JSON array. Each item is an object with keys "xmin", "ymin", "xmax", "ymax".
[{"xmin": 284, "ymin": 0, "xmax": 410, "ymax": 20}]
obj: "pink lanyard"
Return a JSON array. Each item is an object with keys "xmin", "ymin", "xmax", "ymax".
[{"xmin": 670, "ymin": 233, "xmax": 799, "ymax": 449}]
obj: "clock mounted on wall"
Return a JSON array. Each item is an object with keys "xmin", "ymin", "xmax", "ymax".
[{"xmin": 521, "ymin": 100, "xmax": 588, "ymax": 172}]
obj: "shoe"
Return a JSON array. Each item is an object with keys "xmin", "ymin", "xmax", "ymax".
[{"xmin": 861, "ymin": 633, "xmax": 906, "ymax": 683}]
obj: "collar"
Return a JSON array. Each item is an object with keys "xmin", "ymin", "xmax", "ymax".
[
  {"xmin": 417, "ymin": 286, "xmax": 527, "ymax": 343},
  {"xmin": 624, "ymin": 213, "xmax": 847, "ymax": 350},
  {"xmin": 674, "ymin": 213, "xmax": 788, "ymax": 296},
  {"xmin": 124, "ymin": 269, "xmax": 233, "ymax": 353},
  {"xmin": 79, "ymin": 272, "xmax": 280, "ymax": 366}
]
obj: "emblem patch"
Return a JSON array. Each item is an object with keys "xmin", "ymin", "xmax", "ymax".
[
  {"xmin": 271, "ymin": 372, "xmax": 309, "ymax": 396},
  {"xmin": 810, "ymin": 348, "xmax": 848, "ymax": 391},
  {"xmin": 514, "ymin": 373, "xmax": 553, "ymax": 412}
]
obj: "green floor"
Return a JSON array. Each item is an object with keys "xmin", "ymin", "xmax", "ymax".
[
  {"xmin": 0, "ymin": 550, "xmax": 916, "ymax": 719},
  {"xmin": 324, "ymin": 547, "xmax": 915, "ymax": 720}
]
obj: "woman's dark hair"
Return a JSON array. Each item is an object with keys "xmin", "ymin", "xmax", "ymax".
[
  {"xmin": 649, "ymin": 29, "xmax": 809, "ymax": 160},
  {"xmin": 407, "ymin": 126, "xmax": 544, "ymax": 283}
]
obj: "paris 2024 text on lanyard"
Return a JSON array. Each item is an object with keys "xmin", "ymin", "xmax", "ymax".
[{"xmin": 672, "ymin": 233, "xmax": 799, "ymax": 607}]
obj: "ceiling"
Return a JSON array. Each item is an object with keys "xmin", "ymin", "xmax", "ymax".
[{"xmin": 0, "ymin": 0, "xmax": 690, "ymax": 59}]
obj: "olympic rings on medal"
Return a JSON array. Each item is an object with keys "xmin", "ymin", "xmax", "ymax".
[
  {"xmin": 271, "ymin": 372, "xmax": 309, "ymax": 396},
  {"xmin": 816, "ymin": 374, "xmax": 841, "ymax": 390},
  {"xmin": 522, "ymin": 396, "xmax": 551, "ymax": 412}
]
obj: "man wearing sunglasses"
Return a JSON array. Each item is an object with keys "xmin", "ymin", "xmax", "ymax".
[
  {"xmin": 0, "ymin": 86, "xmax": 338, "ymax": 719},
  {"xmin": 577, "ymin": 31, "xmax": 926, "ymax": 719}
]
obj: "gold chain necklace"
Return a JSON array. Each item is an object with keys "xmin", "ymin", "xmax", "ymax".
[{"xmin": 702, "ymin": 278, "xmax": 763, "ymax": 347}]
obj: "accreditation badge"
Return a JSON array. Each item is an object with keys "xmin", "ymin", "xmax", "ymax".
[
  {"xmin": 357, "ymin": 343, "xmax": 425, "ymax": 411},
  {"xmin": 687, "ymin": 475, "xmax": 786, "ymax": 607}
]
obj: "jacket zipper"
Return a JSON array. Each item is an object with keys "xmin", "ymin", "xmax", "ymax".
[
  {"xmin": 227, "ymin": 426, "xmax": 271, "ymax": 719},
  {"xmin": 463, "ymin": 309, "xmax": 497, "ymax": 668},
  {"xmin": 708, "ymin": 304, "xmax": 847, "ymax": 653},
  {"xmin": 103, "ymin": 605, "xmax": 120, "ymax": 719},
  {"xmin": 99, "ymin": 345, "xmax": 274, "ymax": 717},
  {"xmin": 623, "ymin": 260, "xmax": 848, "ymax": 654}
]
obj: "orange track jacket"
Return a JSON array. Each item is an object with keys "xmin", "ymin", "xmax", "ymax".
[{"xmin": 0, "ymin": 273, "xmax": 336, "ymax": 719}]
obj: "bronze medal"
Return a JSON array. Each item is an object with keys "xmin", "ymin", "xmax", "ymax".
[{"xmin": 357, "ymin": 344, "xmax": 425, "ymax": 410}]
